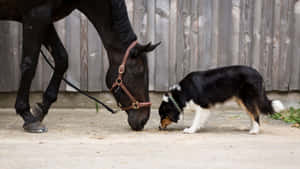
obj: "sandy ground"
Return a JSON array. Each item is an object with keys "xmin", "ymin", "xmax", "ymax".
[{"xmin": 0, "ymin": 108, "xmax": 300, "ymax": 169}]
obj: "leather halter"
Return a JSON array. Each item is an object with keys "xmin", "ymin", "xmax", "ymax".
[{"xmin": 110, "ymin": 40, "xmax": 152, "ymax": 111}]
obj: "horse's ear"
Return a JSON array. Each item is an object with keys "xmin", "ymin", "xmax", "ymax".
[
  {"xmin": 137, "ymin": 42, "xmax": 161, "ymax": 53},
  {"xmin": 131, "ymin": 42, "xmax": 161, "ymax": 58},
  {"xmin": 143, "ymin": 41, "xmax": 161, "ymax": 53}
]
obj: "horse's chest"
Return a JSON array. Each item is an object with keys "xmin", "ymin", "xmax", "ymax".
[{"xmin": 0, "ymin": 1, "xmax": 20, "ymax": 20}]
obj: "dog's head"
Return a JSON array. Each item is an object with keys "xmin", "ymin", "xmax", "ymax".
[{"xmin": 158, "ymin": 92, "xmax": 184, "ymax": 130}]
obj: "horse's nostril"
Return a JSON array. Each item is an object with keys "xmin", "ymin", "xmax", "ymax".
[
  {"xmin": 128, "ymin": 115, "xmax": 148, "ymax": 131},
  {"xmin": 127, "ymin": 109, "xmax": 150, "ymax": 131},
  {"xmin": 129, "ymin": 122, "xmax": 144, "ymax": 131}
]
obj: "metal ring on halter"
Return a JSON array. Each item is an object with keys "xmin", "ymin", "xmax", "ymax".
[
  {"xmin": 132, "ymin": 101, "xmax": 140, "ymax": 109},
  {"xmin": 116, "ymin": 78, "xmax": 123, "ymax": 85}
]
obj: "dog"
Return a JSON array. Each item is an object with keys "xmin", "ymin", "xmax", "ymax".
[{"xmin": 158, "ymin": 65, "xmax": 285, "ymax": 134}]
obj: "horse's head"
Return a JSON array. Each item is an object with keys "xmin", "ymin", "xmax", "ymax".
[
  {"xmin": 79, "ymin": 0, "xmax": 160, "ymax": 130},
  {"xmin": 106, "ymin": 42, "xmax": 160, "ymax": 131}
]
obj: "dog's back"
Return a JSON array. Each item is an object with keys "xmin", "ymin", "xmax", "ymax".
[{"xmin": 179, "ymin": 66, "xmax": 263, "ymax": 107}]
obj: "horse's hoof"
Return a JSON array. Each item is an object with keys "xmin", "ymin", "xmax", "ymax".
[
  {"xmin": 23, "ymin": 121, "xmax": 48, "ymax": 133},
  {"xmin": 32, "ymin": 103, "xmax": 47, "ymax": 122}
]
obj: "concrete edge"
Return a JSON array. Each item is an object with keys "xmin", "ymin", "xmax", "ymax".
[{"xmin": 0, "ymin": 92, "xmax": 299, "ymax": 110}]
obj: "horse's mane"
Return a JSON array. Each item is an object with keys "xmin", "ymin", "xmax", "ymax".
[{"xmin": 111, "ymin": 0, "xmax": 137, "ymax": 48}]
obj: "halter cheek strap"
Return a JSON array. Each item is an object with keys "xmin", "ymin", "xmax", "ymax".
[{"xmin": 110, "ymin": 40, "xmax": 152, "ymax": 111}]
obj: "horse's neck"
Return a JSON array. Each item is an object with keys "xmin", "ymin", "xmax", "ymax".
[{"xmin": 77, "ymin": 0, "xmax": 136, "ymax": 55}]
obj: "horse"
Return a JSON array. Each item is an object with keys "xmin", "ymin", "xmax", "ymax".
[{"xmin": 0, "ymin": 0, "xmax": 160, "ymax": 133}]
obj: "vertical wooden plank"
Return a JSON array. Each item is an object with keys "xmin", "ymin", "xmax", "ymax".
[
  {"xmin": 175, "ymin": 0, "xmax": 185, "ymax": 81},
  {"xmin": 10, "ymin": 22, "xmax": 21, "ymax": 92},
  {"xmin": 15, "ymin": 23, "xmax": 22, "ymax": 91},
  {"xmin": 290, "ymin": 1, "xmax": 300, "ymax": 90},
  {"xmin": 211, "ymin": 0, "xmax": 219, "ymax": 68},
  {"xmin": 182, "ymin": 0, "xmax": 191, "ymax": 76},
  {"xmin": 239, "ymin": 0, "xmax": 253, "ymax": 66},
  {"xmin": 272, "ymin": 0, "xmax": 281, "ymax": 90},
  {"xmin": 260, "ymin": 0, "xmax": 274, "ymax": 90},
  {"xmin": 169, "ymin": 0, "xmax": 178, "ymax": 85},
  {"xmin": 11, "ymin": 22, "xmax": 22, "ymax": 92},
  {"xmin": 278, "ymin": 0, "xmax": 294, "ymax": 90},
  {"xmin": 32, "ymin": 22, "xmax": 43, "ymax": 91},
  {"xmin": 189, "ymin": 0, "xmax": 199, "ymax": 72},
  {"xmin": 101, "ymin": 46, "xmax": 109, "ymax": 91},
  {"xmin": 198, "ymin": 0, "xmax": 212, "ymax": 70},
  {"xmin": 251, "ymin": 0, "xmax": 263, "ymax": 70},
  {"xmin": 0, "ymin": 22, "xmax": 19, "ymax": 92},
  {"xmin": 125, "ymin": 0, "xmax": 134, "ymax": 21},
  {"xmin": 218, "ymin": 0, "xmax": 232, "ymax": 66},
  {"xmin": 133, "ymin": 0, "xmax": 147, "ymax": 43},
  {"xmin": 155, "ymin": 0, "xmax": 170, "ymax": 91},
  {"xmin": 65, "ymin": 11, "xmax": 81, "ymax": 91},
  {"xmin": 146, "ymin": 0, "xmax": 156, "ymax": 90},
  {"xmin": 87, "ymin": 21, "xmax": 103, "ymax": 91},
  {"xmin": 231, "ymin": 0, "xmax": 241, "ymax": 65},
  {"xmin": 80, "ymin": 14, "xmax": 89, "ymax": 91}
]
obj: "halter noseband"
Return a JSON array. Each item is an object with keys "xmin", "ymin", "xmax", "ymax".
[{"xmin": 110, "ymin": 40, "xmax": 152, "ymax": 111}]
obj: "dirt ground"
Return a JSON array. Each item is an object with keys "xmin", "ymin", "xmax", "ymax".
[{"xmin": 0, "ymin": 107, "xmax": 300, "ymax": 169}]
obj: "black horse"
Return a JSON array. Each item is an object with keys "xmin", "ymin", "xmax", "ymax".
[{"xmin": 0, "ymin": 0, "xmax": 160, "ymax": 132}]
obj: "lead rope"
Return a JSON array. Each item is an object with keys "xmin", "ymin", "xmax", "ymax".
[{"xmin": 40, "ymin": 48, "xmax": 117, "ymax": 114}]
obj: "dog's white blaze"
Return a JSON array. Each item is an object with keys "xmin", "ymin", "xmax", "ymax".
[
  {"xmin": 183, "ymin": 101, "xmax": 211, "ymax": 134},
  {"xmin": 179, "ymin": 114, "xmax": 183, "ymax": 120},
  {"xmin": 272, "ymin": 100, "xmax": 285, "ymax": 113},
  {"xmin": 169, "ymin": 84, "xmax": 182, "ymax": 91},
  {"xmin": 184, "ymin": 100, "xmax": 198, "ymax": 111},
  {"xmin": 162, "ymin": 95, "xmax": 169, "ymax": 102},
  {"xmin": 249, "ymin": 121, "xmax": 260, "ymax": 135}
]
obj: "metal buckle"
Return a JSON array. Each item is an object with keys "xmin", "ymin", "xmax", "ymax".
[
  {"xmin": 132, "ymin": 101, "xmax": 140, "ymax": 109},
  {"xmin": 119, "ymin": 65, "xmax": 125, "ymax": 74},
  {"xmin": 116, "ymin": 78, "xmax": 122, "ymax": 85}
]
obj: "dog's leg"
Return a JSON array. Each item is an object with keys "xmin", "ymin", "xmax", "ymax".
[
  {"xmin": 184, "ymin": 106, "xmax": 210, "ymax": 134},
  {"xmin": 248, "ymin": 111, "xmax": 260, "ymax": 135},
  {"xmin": 236, "ymin": 97, "xmax": 260, "ymax": 135},
  {"xmin": 249, "ymin": 119, "xmax": 260, "ymax": 134}
]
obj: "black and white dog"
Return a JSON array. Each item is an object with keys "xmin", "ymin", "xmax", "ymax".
[{"xmin": 158, "ymin": 65, "xmax": 285, "ymax": 134}]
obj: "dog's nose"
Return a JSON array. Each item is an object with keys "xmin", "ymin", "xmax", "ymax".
[
  {"xmin": 159, "ymin": 126, "xmax": 162, "ymax": 130},
  {"xmin": 159, "ymin": 125, "xmax": 166, "ymax": 131}
]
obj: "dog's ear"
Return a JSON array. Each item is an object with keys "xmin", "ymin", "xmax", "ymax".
[
  {"xmin": 168, "ymin": 108, "xmax": 180, "ymax": 123},
  {"xmin": 169, "ymin": 84, "xmax": 181, "ymax": 91},
  {"xmin": 162, "ymin": 94, "xmax": 169, "ymax": 103}
]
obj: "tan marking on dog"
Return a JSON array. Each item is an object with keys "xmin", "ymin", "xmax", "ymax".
[
  {"xmin": 160, "ymin": 117, "xmax": 173, "ymax": 129},
  {"xmin": 234, "ymin": 97, "xmax": 255, "ymax": 121}
]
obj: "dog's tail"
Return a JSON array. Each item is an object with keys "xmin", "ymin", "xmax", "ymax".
[{"xmin": 257, "ymin": 90, "xmax": 285, "ymax": 115}]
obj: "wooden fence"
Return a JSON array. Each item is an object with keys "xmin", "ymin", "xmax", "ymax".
[{"xmin": 0, "ymin": 0, "xmax": 299, "ymax": 92}]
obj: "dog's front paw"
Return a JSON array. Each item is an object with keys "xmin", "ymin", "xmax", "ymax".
[
  {"xmin": 183, "ymin": 127, "xmax": 197, "ymax": 134},
  {"xmin": 249, "ymin": 129, "xmax": 259, "ymax": 135}
]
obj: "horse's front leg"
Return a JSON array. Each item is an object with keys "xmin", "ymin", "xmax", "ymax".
[
  {"xmin": 32, "ymin": 24, "xmax": 68, "ymax": 122},
  {"xmin": 15, "ymin": 5, "xmax": 51, "ymax": 133}
]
